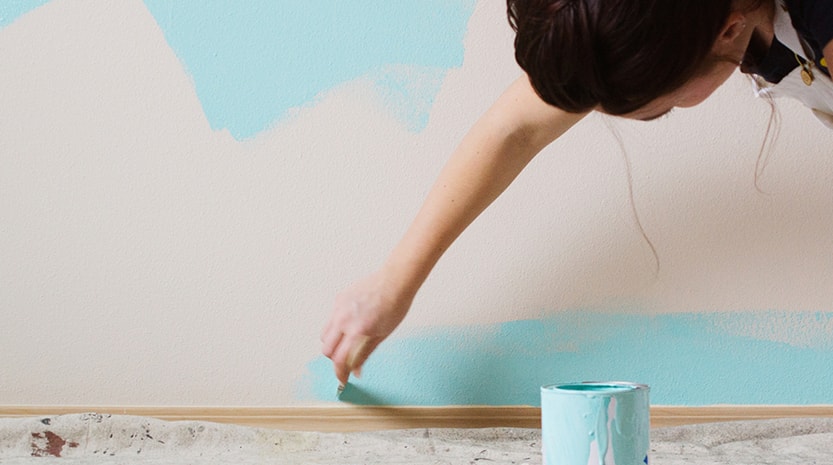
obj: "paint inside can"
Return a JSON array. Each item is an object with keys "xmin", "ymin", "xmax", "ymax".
[{"xmin": 541, "ymin": 381, "xmax": 650, "ymax": 465}]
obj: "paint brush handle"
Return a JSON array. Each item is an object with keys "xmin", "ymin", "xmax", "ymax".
[
  {"xmin": 346, "ymin": 334, "xmax": 371, "ymax": 376},
  {"xmin": 337, "ymin": 335, "xmax": 372, "ymax": 398}
]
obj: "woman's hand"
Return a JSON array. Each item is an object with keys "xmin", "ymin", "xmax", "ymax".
[{"xmin": 321, "ymin": 271, "xmax": 413, "ymax": 385}]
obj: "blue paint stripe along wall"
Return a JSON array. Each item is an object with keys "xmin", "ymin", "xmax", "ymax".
[{"xmin": 300, "ymin": 311, "xmax": 833, "ymax": 406}]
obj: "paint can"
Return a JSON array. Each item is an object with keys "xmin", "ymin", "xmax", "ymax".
[{"xmin": 541, "ymin": 381, "xmax": 650, "ymax": 465}]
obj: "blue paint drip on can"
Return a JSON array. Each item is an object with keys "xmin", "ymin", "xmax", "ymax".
[{"xmin": 541, "ymin": 382, "xmax": 650, "ymax": 465}]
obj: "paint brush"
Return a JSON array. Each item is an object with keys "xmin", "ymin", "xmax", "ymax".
[{"xmin": 337, "ymin": 335, "xmax": 370, "ymax": 398}]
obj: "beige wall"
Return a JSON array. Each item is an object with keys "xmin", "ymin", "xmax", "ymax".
[{"xmin": 2, "ymin": 0, "xmax": 832, "ymax": 407}]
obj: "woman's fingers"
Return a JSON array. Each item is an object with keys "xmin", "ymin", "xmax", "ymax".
[
  {"xmin": 320, "ymin": 317, "xmax": 344, "ymax": 359},
  {"xmin": 321, "ymin": 331, "xmax": 341, "ymax": 360},
  {"xmin": 331, "ymin": 334, "xmax": 359, "ymax": 385},
  {"xmin": 344, "ymin": 335, "xmax": 363, "ymax": 370},
  {"xmin": 331, "ymin": 334, "xmax": 376, "ymax": 385},
  {"xmin": 348, "ymin": 336, "xmax": 380, "ymax": 379}
]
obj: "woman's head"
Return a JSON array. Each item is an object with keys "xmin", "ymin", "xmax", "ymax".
[{"xmin": 508, "ymin": 0, "xmax": 769, "ymax": 117}]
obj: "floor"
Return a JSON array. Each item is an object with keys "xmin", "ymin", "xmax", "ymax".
[{"xmin": 1, "ymin": 413, "xmax": 832, "ymax": 464}]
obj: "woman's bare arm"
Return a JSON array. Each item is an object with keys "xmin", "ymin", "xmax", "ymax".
[{"xmin": 321, "ymin": 75, "xmax": 588, "ymax": 385}]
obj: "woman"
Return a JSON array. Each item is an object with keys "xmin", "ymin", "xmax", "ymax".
[{"xmin": 321, "ymin": 0, "xmax": 833, "ymax": 386}]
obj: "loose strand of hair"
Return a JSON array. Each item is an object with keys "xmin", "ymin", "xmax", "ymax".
[
  {"xmin": 602, "ymin": 117, "xmax": 661, "ymax": 277},
  {"xmin": 753, "ymin": 92, "xmax": 781, "ymax": 194}
]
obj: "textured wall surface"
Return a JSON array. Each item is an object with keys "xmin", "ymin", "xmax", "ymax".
[{"xmin": 2, "ymin": 0, "xmax": 833, "ymax": 407}]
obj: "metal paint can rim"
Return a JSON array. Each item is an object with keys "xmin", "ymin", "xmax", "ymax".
[{"xmin": 541, "ymin": 381, "xmax": 650, "ymax": 395}]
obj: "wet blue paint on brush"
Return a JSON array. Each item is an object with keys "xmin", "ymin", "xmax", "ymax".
[
  {"xmin": 141, "ymin": 0, "xmax": 476, "ymax": 139},
  {"xmin": 300, "ymin": 310, "xmax": 833, "ymax": 406}
]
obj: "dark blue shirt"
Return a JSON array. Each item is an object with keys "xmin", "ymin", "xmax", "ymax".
[{"xmin": 743, "ymin": 0, "xmax": 832, "ymax": 83}]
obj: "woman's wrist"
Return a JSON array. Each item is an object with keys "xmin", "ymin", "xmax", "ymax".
[{"xmin": 379, "ymin": 250, "xmax": 433, "ymax": 302}]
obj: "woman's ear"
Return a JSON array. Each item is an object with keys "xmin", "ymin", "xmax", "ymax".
[
  {"xmin": 712, "ymin": 12, "xmax": 750, "ymax": 57},
  {"xmin": 716, "ymin": 12, "xmax": 748, "ymax": 48}
]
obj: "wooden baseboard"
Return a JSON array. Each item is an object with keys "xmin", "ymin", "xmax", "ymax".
[{"xmin": 2, "ymin": 405, "xmax": 832, "ymax": 432}]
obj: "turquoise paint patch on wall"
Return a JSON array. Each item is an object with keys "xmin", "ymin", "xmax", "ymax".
[
  {"xmin": 0, "ymin": 0, "xmax": 52, "ymax": 28},
  {"xmin": 299, "ymin": 311, "xmax": 833, "ymax": 406},
  {"xmin": 141, "ymin": 1, "xmax": 476, "ymax": 139},
  {"xmin": 368, "ymin": 65, "xmax": 448, "ymax": 133}
]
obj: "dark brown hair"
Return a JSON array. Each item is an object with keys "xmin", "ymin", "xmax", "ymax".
[{"xmin": 507, "ymin": 0, "xmax": 763, "ymax": 114}]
